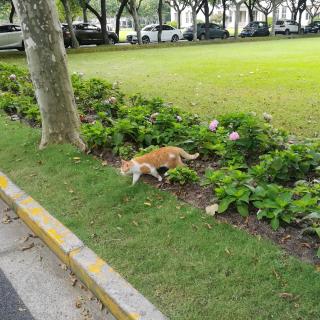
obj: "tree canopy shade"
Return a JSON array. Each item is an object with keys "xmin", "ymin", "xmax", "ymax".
[{"xmin": 12, "ymin": 0, "xmax": 86, "ymax": 150}]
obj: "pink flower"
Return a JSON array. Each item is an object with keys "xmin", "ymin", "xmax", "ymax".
[
  {"xmin": 8, "ymin": 74, "xmax": 16, "ymax": 81},
  {"xmin": 229, "ymin": 131, "xmax": 240, "ymax": 141},
  {"xmin": 209, "ymin": 119, "xmax": 219, "ymax": 131}
]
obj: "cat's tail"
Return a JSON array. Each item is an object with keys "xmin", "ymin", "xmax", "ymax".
[{"xmin": 178, "ymin": 148, "xmax": 199, "ymax": 160}]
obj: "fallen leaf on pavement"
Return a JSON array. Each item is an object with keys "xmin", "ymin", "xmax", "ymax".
[
  {"xmin": 21, "ymin": 242, "xmax": 34, "ymax": 251},
  {"xmin": 2, "ymin": 214, "xmax": 12, "ymax": 224}
]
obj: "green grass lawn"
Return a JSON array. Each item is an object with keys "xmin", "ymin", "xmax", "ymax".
[
  {"xmin": 2, "ymin": 37, "xmax": 320, "ymax": 137},
  {"xmin": 0, "ymin": 113, "xmax": 319, "ymax": 319}
]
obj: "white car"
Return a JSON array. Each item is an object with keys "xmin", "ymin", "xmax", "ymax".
[
  {"xmin": 127, "ymin": 24, "xmax": 183, "ymax": 44},
  {"xmin": 274, "ymin": 20, "xmax": 300, "ymax": 35},
  {"xmin": 0, "ymin": 24, "xmax": 24, "ymax": 51}
]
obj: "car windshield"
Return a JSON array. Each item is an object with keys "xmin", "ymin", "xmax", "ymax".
[
  {"xmin": 247, "ymin": 22, "xmax": 259, "ymax": 27},
  {"xmin": 276, "ymin": 21, "xmax": 284, "ymax": 25},
  {"xmin": 142, "ymin": 26, "xmax": 155, "ymax": 31}
]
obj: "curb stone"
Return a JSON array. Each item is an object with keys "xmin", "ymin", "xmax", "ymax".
[{"xmin": 0, "ymin": 171, "xmax": 167, "ymax": 320}]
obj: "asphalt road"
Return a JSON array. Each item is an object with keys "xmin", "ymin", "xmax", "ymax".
[{"xmin": 0, "ymin": 198, "xmax": 115, "ymax": 320}]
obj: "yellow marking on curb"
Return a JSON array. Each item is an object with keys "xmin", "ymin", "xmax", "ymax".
[
  {"xmin": 108, "ymin": 267, "xmax": 114, "ymax": 273},
  {"xmin": 129, "ymin": 312, "xmax": 141, "ymax": 320},
  {"xmin": 88, "ymin": 258, "xmax": 106, "ymax": 274},
  {"xmin": 12, "ymin": 192, "xmax": 24, "ymax": 200},
  {"xmin": 20, "ymin": 197, "xmax": 34, "ymax": 205},
  {"xmin": 47, "ymin": 228, "xmax": 64, "ymax": 244},
  {"xmin": 0, "ymin": 176, "xmax": 8, "ymax": 189},
  {"xmin": 30, "ymin": 207, "xmax": 43, "ymax": 216}
]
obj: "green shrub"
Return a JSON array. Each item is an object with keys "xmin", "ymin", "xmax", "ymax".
[{"xmin": 166, "ymin": 167, "xmax": 199, "ymax": 185}]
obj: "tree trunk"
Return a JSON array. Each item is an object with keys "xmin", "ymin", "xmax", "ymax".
[
  {"xmin": 222, "ymin": 0, "xmax": 227, "ymax": 28},
  {"xmin": 204, "ymin": 0, "xmax": 210, "ymax": 39},
  {"xmin": 9, "ymin": 1, "xmax": 15, "ymax": 23},
  {"xmin": 12, "ymin": 0, "xmax": 85, "ymax": 151},
  {"xmin": 116, "ymin": 0, "xmax": 128, "ymax": 36},
  {"xmin": 192, "ymin": 8, "xmax": 198, "ymax": 41},
  {"xmin": 83, "ymin": 6, "xmax": 88, "ymax": 22},
  {"xmin": 265, "ymin": 12, "xmax": 268, "ymax": 24},
  {"xmin": 248, "ymin": 7, "xmax": 254, "ymax": 21},
  {"xmin": 61, "ymin": 0, "xmax": 79, "ymax": 48},
  {"xmin": 100, "ymin": 0, "xmax": 109, "ymax": 44},
  {"xmin": 130, "ymin": 0, "xmax": 142, "ymax": 44},
  {"xmin": 271, "ymin": 1, "xmax": 277, "ymax": 35},
  {"xmin": 234, "ymin": 3, "xmax": 241, "ymax": 38},
  {"xmin": 177, "ymin": 10, "xmax": 181, "ymax": 29},
  {"xmin": 158, "ymin": 0, "xmax": 163, "ymax": 42}
]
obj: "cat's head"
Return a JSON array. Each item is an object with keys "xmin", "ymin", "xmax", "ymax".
[{"xmin": 120, "ymin": 160, "xmax": 133, "ymax": 175}]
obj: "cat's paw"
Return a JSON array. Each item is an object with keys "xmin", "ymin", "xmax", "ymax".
[{"xmin": 158, "ymin": 176, "xmax": 163, "ymax": 182}]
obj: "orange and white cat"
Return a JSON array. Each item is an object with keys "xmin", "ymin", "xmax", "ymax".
[{"xmin": 120, "ymin": 146, "xmax": 199, "ymax": 185}]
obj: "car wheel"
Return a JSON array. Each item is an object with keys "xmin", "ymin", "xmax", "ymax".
[
  {"xmin": 221, "ymin": 32, "xmax": 228, "ymax": 39},
  {"xmin": 171, "ymin": 34, "xmax": 179, "ymax": 42},
  {"xmin": 17, "ymin": 41, "xmax": 25, "ymax": 51},
  {"xmin": 109, "ymin": 37, "xmax": 115, "ymax": 45},
  {"xmin": 199, "ymin": 33, "xmax": 206, "ymax": 40},
  {"xmin": 142, "ymin": 36, "xmax": 150, "ymax": 44},
  {"xmin": 285, "ymin": 29, "xmax": 290, "ymax": 35}
]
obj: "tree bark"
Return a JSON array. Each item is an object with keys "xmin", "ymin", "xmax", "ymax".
[
  {"xmin": 222, "ymin": 0, "xmax": 227, "ymax": 28},
  {"xmin": 234, "ymin": 3, "xmax": 241, "ymax": 38},
  {"xmin": 203, "ymin": 0, "xmax": 210, "ymax": 39},
  {"xmin": 83, "ymin": 6, "xmax": 88, "ymax": 22},
  {"xmin": 116, "ymin": 0, "xmax": 128, "ymax": 36},
  {"xmin": 100, "ymin": 0, "xmax": 109, "ymax": 44},
  {"xmin": 9, "ymin": 0, "xmax": 15, "ymax": 23},
  {"xmin": 177, "ymin": 10, "xmax": 181, "ymax": 29},
  {"xmin": 129, "ymin": 0, "xmax": 142, "ymax": 44},
  {"xmin": 158, "ymin": 0, "xmax": 163, "ymax": 42},
  {"xmin": 192, "ymin": 7, "xmax": 198, "ymax": 40},
  {"xmin": 12, "ymin": 0, "xmax": 85, "ymax": 150},
  {"xmin": 61, "ymin": 0, "xmax": 79, "ymax": 48}
]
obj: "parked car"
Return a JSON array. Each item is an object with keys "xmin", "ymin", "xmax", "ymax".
[
  {"xmin": 274, "ymin": 20, "xmax": 301, "ymax": 35},
  {"xmin": 240, "ymin": 21, "xmax": 270, "ymax": 37},
  {"xmin": 126, "ymin": 24, "xmax": 183, "ymax": 44},
  {"xmin": 72, "ymin": 22, "xmax": 119, "ymax": 45},
  {"xmin": 0, "ymin": 24, "xmax": 24, "ymax": 51},
  {"xmin": 304, "ymin": 21, "xmax": 320, "ymax": 33},
  {"xmin": 183, "ymin": 23, "xmax": 229, "ymax": 40}
]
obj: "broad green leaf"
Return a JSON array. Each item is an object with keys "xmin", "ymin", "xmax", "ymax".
[
  {"xmin": 218, "ymin": 197, "xmax": 235, "ymax": 213},
  {"xmin": 236, "ymin": 201, "xmax": 249, "ymax": 217}
]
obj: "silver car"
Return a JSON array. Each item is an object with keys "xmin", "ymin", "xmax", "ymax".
[{"xmin": 0, "ymin": 24, "xmax": 24, "ymax": 51}]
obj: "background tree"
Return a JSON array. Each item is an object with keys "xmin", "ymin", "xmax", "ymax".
[
  {"xmin": 0, "ymin": 0, "xmax": 15, "ymax": 22},
  {"xmin": 115, "ymin": 0, "xmax": 129, "ymax": 36},
  {"xmin": 232, "ymin": 0, "xmax": 246, "ymax": 37},
  {"xmin": 255, "ymin": 0, "xmax": 273, "ymax": 23},
  {"xmin": 127, "ymin": 0, "xmax": 143, "ymax": 44},
  {"xmin": 12, "ymin": 0, "xmax": 85, "ymax": 150},
  {"xmin": 200, "ymin": 0, "xmax": 216, "ymax": 39},
  {"xmin": 165, "ymin": 0, "xmax": 186, "ymax": 28},
  {"xmin": 84, "ymin": 0, "xmax": 110, "ymax": 44},
  {"xmin": 270, "ymin": 0, "xmax": 283, "ymax": 35},
  {"xmin": 244, "ymin": 0, "xmax": 258, "ymax": 21},
  {"xmin": 158, "ymin": 0, "xmax": 163, "ymax": 41},
  {"xmin": 186, "ymin": 0, "xmax": 204, "ymax": 40},
  {"xmin": 60, "ymin": 0, "xmax": 80, "ymax": 48},
  {"xmin": 306, "ymin": 0, "xmax": 320, "ymax": 22}
]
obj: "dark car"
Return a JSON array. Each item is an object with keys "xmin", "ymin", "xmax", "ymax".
[
  {"xmin": 304, "ymin": 21, "xmax": 320, "ymax": 33},
  {"xmin": 183, "ymin": 23, "xmax": 229, "ymax": 41},
  {"xmin": 70, "ymin": 23, "xmax": 118, "ymax": 46},
  {"xmin": 240, "ymin": 21, "xmax": 270, "ymax": 37}
]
